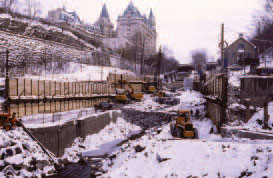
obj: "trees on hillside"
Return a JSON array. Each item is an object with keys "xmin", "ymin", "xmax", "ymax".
[
  {"xmin": 23, "ymin": 0, "xmax": 41, "ymax": 19},
  {"xmin": 1, "ymin": 0, "xmax": 17, "ymax": 13},
  {"xmin": 251, "ymin": 0, "xmax": 273, "ymax": 57}
]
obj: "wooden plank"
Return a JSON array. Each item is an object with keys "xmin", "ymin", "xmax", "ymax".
[
  {"xmin": 32, "ymin": 103, "xmax": 38, "ymax": 115},
  {"xmin": 18, "ymin": 103, "xmax": 25, "ymax": 117},
  {"xmin": 65, "ymin": 100, "xmax": 69, "ymax": 111},
  {"xmin": 9, "ymin": 79, "xmax": 18, "ymax": 96},
  {"xmin": 82, "ymin": 83, "xmax": 86, "ymax": 96},
  {"xmin": 51, "ymin": 81, "xmax": 56, "ymax": 97},
  {"xmin": 79, "ymin": 83, "xmax": 83, "ymax": 96},
  {"xmin": 64, "ymin": 82, "xmax": 69, "ymax": 96},
  {"xmin": 60, "ymin": 82, "xmax": 65, "ymax": 96},
  {"xmin": 45, "ymin": 80, "xmax": 51, "ymax": 96},
  {"xmin": 60, "ymin": 101, "xmax": 65, "ymax": 112},
  {"xmin": 72, "ymin": 100, "xmax": 77, "ymax": 110},
  {"xmin": 50, "ymin": 101, "xmax": 56, "ymax": 113},
  {"xmin": 69, "ymin": 82, "xmax": 73, "ymax": 96},
  {"xmin": 18, "ymin": 78, "xmax": 25, "ymax": 97},
  {"xmin": 38, "ymin": 80, "xmax": 44, "ymax": 97},
  {"xmin": 69, "ymin": 100, "xmax": 73, "ymax": 110},
  {"xmin": 24, "ymin": 79, "xmax": 31, "ymax": 96},
  {"xmin": 76, "ymin": 83, "xmax": 80, "ymax": 95},
  {"xmin": 55, "ymin": 101, "xmax": 61, "ymax": 112},
  {"xmin": 56, "ymin": 82, "xmax": 61, "ymax": 96},
  {"xmin": 32, "ymin": 80, "xmax": 38, "ymax": 97},
  {"xmin": 38, "ymin": 101, "xmax": 44, "ymax": 113},
  {"xmin": 25, "ymin": 103, "xmax": 32, "ymax": 116},
  {"xmin": 44, "ymin": 102, "xmax": 51, "ymax": 113}
]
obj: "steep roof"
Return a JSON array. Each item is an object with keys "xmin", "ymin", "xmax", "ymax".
[
  {"xmin": 149, "ymin": 9, "xmax": 154, "ymax": 19},
  {"xmin": 122, "ymin": 1, "xmax": 142, "ymax": 18},
  {"xmin": 225, "ymin": 37, "xmax": 256, "ymax": 52},
  {"xmin": 100, "ymin": 4, "xmax": 109, "ymax": 19}
]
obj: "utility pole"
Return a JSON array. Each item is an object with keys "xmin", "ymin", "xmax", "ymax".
[
  {"xmin": 220, "ymin": 23, "xmax": 225, "ymax": 70},
  {"xmin": 157, "ymin": 46, "xmax": 162, "ymax": 91},
  {"xmin": 5, "ymin": 49, "xmax": 10, "ymax": 113}
]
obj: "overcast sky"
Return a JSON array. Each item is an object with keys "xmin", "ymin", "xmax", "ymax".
[{"xmin": 39, "ymin": 0, "xmax": 264, "ymax": 64}]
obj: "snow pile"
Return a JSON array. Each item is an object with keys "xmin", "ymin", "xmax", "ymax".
[
  {"xmin": 0, "ymin": 78, "xmax": 4, "ymax": 86},
  {"xmin": 24, "ymin": 62, "xmax": 137, "ymax": 82},
  {"xmin": 245, "ymin": 102, "xmax": 273, "ymax": 130},
  {"xmin": 124, "ymin": 94, "xmax": 163, "ymax": 111},
  {"xmin": 228, "ymin": 103, "xmax": 246, "ymax": 111},
  {"xmin": 0, "ymin": 13, "xmax": 12, "ymax": 19},
  {"xmin": 62, "ymin": 116, "xmax": 142, "ymax": 163},
  {"xmin": 125, "ymin": 91, "xmax": 206, "ymax": 115},
  {"xmin": 102, "ymin": 119, "xmax": 273, "ymax": 178},
  {"xmin": 0, "ymin": 128, "xmax": 56, "ymax": 177},
  {"xmin": 228, "ymin": 66, "xmax": 250, "ymax": 87}
]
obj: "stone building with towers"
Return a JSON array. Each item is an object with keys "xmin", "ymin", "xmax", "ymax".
[{"xmin": 98, "ymin": 1, "xmax": 157, "ymax": 57}]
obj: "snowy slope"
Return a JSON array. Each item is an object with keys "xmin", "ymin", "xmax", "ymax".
[
  {"xmin": 24, "ymin": 62, "xmax": 136, "ymax": 82},
  {"xmin": 62, "ymin": 116, "xmax": 142, "ymax": 163},
  {"xmin": 102, "ymin": 121, "xmax": 273, "ymax": 178}
]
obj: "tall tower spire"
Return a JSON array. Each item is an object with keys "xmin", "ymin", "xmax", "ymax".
[{"xmin": 100, "ymin": 4, "xmax": 109, "ymax": 19}]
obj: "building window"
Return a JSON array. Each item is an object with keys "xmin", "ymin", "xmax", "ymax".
[
  {"xmin": 231, "ymin": 53, "xmax": 236, "ymax": 59},
  {"xmin": 238, "ymin": 44, "xmax": 244, "ymax": 53}
]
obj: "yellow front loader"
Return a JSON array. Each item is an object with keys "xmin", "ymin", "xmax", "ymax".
[{"xmin": 170, "ymin": 110, "xmax": 198, "ymax": 139}]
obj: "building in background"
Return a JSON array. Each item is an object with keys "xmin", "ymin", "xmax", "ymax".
[
  {"xmin": 99, "ymin": 1, "xmax": 157, "ymax": 56},
  {"xmin": 47, "ymin": 7, "xmax": 81, "ymax": 26},
  {"xmin": 224, "ymin": 34, "xmax": 258, "ymax": 67}
]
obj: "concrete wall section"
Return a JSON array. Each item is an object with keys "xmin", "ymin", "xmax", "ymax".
[
  {"xmin": 29, "ymin": 110, "xmax": 123, "ymax": 157},
  {"xmin": 240, "ymin": 76, "xmax": 273, "ymax": 107}
]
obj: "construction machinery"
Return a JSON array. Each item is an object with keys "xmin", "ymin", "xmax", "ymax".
[
  {"xmin": 170, "ymin": 110, "xmax": 198, "ymax": 139},
  {"xmin": 119, "ymin": 80, "xmax": 144, "ymax": 101},
  {"xmin": 114, "ymin": 88, "xmax": 130, "ymax": 103},
  {"xmin": 143, "ymin": 85, "xmax": 156, "ymax": 94},
  {"xmin": 0, "ymin": 112, "xmax": 19, "ymax": 131}
]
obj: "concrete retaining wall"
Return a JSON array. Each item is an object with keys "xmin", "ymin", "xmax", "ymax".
[
  {"xmin": 29, "ymin": 110, "xmax": 122, "ymax": 156},
  {"xmin": 240, "ymin": 76, "xmax": 273, "ymax": 107},
  {"xmin": 221, "ymin": 127, "xmax": 273, "ymax": 140}
]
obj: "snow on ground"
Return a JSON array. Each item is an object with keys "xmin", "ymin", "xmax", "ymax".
[
  {"xmin": 125, "ymin": 91, "xmax": 206, "ymax": 117},
  {"xmin": 62, "ymin": 116, "xmax": 142, "ymax": 163},
  {"xmin": 228, "ymin": 66, "xmax": 250, "ymax": 87},
  {"xmin": 101, "ymin": 119, "xmax": 273, "ymax": 178},
  {"xmin": 0, "ymin": 128, "xmax": 56, "ymax": 177},
  {"xmin": 244, "ymin": 102, "xmax": 273, "ymax": 130},
  {"xmin": 22, "ymin": 108, "xmax": 96, "ymax": 128},
  {"xmin": 24, "ymin": 62, "xmax": 137, "ymax": 82},
  {"xmin": 0, "ymin": 78, "xmax": 4, "ymax": 86}
]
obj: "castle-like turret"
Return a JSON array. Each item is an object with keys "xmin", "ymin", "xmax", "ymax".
[
  {"xmin": 149, "ymin": 9, "xmax": 156, "ymax": 31},
  {"xmin": 96, "ymin": 4, "xmax": 114, "ymax": 37}
]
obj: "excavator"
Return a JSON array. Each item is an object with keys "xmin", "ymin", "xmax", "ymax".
[
  {"xmin": 116, "ymin": 80, "xmax": 143, "ymax": 101},
  {"xmin": 170, "ymin": 110, "xmax": 198, "ymax": 139}
]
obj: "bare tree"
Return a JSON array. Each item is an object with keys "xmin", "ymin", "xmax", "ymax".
[
  {"xmin": 251, "ymin": 0, "xmax": 273, "ymax": 57},
  {"xmin": 1, "ymin": 0, "xmax": 17, "ymax": 13},
  {"xmin": 24, "ymin": 0, "xmax": 41, "ymax": 19}
]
